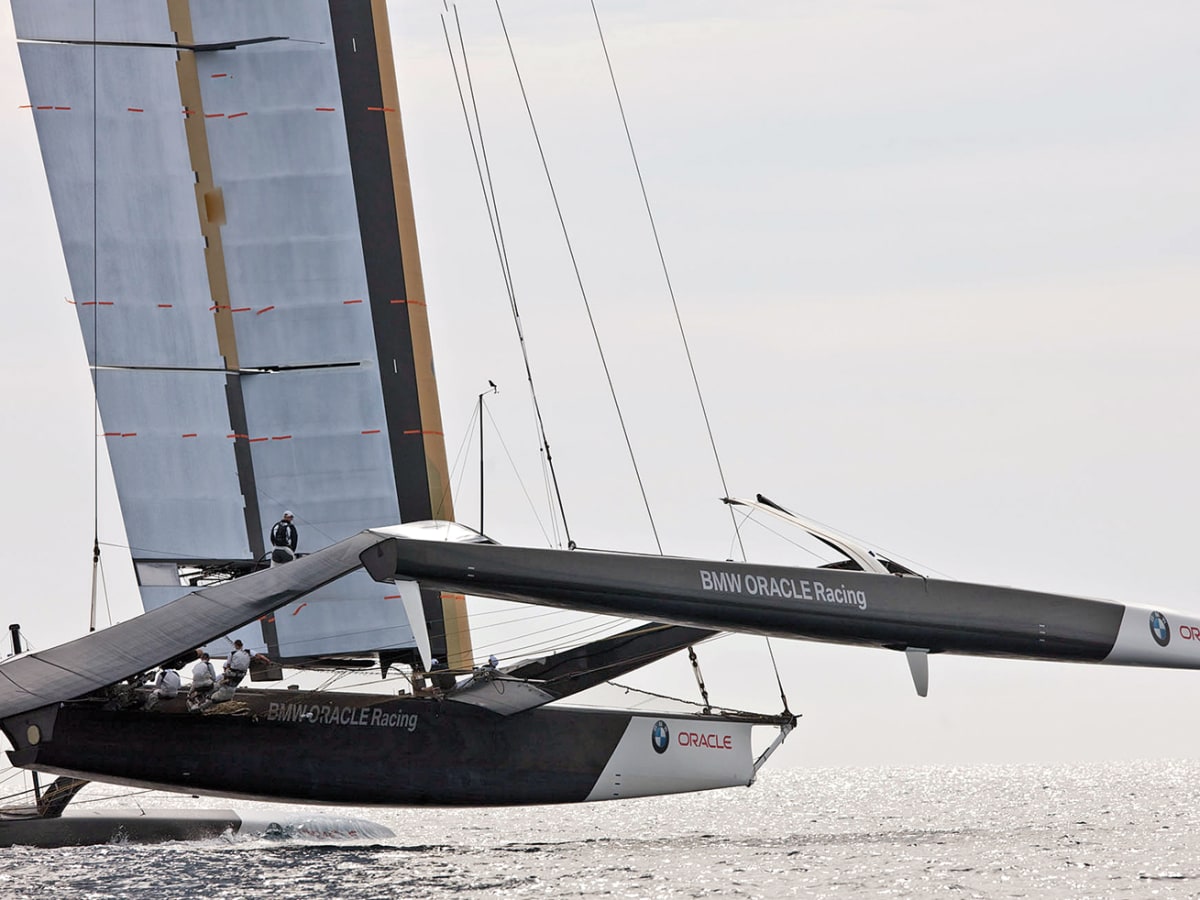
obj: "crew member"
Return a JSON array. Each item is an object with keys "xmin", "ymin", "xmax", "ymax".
[
  {"xmin": 221, "ymin": 639, "xmax": 271, "ymax": 688},
  {"xmin": 188, "ymin": 651, "xmax": 216, "ymax": 708},
  {"xmin": 469, "ymin": 654, "xmax": 501, "ymax": 687},
  {"xmin": 145, "ymin": 665, "xmax": 181, "ymax": 710},
  {"xmin": 430, "ymin": 657, "xmax": 456, "ymax": 693},
  {"xmin": 223, "ymin": 639, "xmax": 253, "ymax": 688},
  {"xmin": 270, "ymin": 510, "xmax": 298, "ymax": 565}
]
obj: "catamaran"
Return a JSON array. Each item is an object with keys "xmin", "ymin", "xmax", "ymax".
[{"xmin": 2, "ymin": 0, "xmax": 1197, "ymax": 847}]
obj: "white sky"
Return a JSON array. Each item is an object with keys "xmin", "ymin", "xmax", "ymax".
[{"xmin": 1, "ymin": 0, "xmax": 1199, "ymax": 771}]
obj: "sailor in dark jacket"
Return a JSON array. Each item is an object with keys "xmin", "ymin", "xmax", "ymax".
[{"xmin": 270, "ymin": 511, "xmax": 298, "ymax": 565}]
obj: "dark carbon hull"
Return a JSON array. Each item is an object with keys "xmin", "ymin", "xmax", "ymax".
[{"xmin": 4, "ymin": 689, "xmax": 751, "ymax": 807}]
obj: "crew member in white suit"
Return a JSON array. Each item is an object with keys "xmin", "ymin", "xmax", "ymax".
[{"xmin": 145, "ymin": 665, "xmax": 181, "ymax": 710}]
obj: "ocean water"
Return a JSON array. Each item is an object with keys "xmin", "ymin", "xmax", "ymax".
[{"xmin": 3, "ymin": 760, "xmax": 1200, "ymax": 899}]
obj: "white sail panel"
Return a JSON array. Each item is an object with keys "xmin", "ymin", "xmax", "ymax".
[
  {"xmin": 269, "ymin": 571, "xmax": 416, "ymax": 659},
  {"xmin": 96, "ymin": 370, "xmax": 250, "ymax": 560},
  {"xmin": 242, "ymin": 369, "xmax": 400, "ymax": 542},
  {"xmin": 17, "ymin": 42, "xmax": 220, "ymax": 369},
  {"xmin": 189, "ymin": 0, "xmax": 330, "ymax": 47},
  {"xmin": 12, "ymin": 0, "xmax": 174, "ymax": 44},
  {"xmin": 191, "ymin": 29, "xmax": 377, "ymax": 370}
]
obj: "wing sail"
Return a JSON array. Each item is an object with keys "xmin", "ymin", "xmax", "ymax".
[{"xmin": 13, "ymin": 0, "xmax": 468, "ymax": 666}]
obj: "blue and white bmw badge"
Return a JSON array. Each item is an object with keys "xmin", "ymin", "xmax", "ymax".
[
  {"xmin": 1150, "ymin": 610, "xmax": 1171, "ymax": 647},
  {"xmin": 651, "ymin": 719, "xmax": 670, "ymax": 754}
]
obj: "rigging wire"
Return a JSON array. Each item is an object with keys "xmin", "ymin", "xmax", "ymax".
[
  {"xmin": 0, "ymin": 783, "xmax": 38, "ymax": 806},
  {"xmin": 732, "ymin": 503, "xmax": 945, "ymax": 579},
  {"xmin": 443, "ymin": 606, "xmax": 635, "ymax": 664},
  {"xmin": 440, "ymin": 4, "xmax": 569, "ymax": 549},
  {"xmin": 502, "ymin": 620, "xmax": 648, "ymax": 660},
  {"xmin": 602, "ymin": 676, "xmax": 762, "ymax": 718},
  {"xmin": 763, "ymin": 503, "xmax": 945, "ymax": 580},
  {"xmin": 0, "ymin": 766, "xmax": 32, "ymax": 796},
  {"xmin": 492, "ymin": 0, "xmax": 663, "ymax": 554},
  {"xmin": 589, "ymin": 7, "xmax": 805, "ymax": 714},
  {"xmin": 468, "ymin": 602, "xmax": 638, "ymax": 652},
  {"xmin": 446, "ymin": 399, "xmax": 482, "ymax": 517},
  {"xmin": 437, "ymin": 602, "xmax": 572, "ymax": 627},
  {"xmin": 587, "ymin": 0, "xmax": 746, "ymax": 563},
  {"xmin": 466, "ymin": 604, "xmax": 629, "ymax": 654},
  {"xmin": 730, "ymin": 507, "xmax": 836, "ymax": 567},
  {"xmin": 447, "ymin": 388, "xmax": 557, "ymax": 545},
  {"xmin": 444, "ymin": 608, "xmax": 634, "ymax": 662},
  {"xmin": 764, "ymin": 635, "xmax": 791, "ymax": 715},
  {"xmin": 488, "ymin": 614, "xmax": 625, "ymax": 655},
  {"xmin": 481, "ymin": 403, "xmax": 556, "ymax": 546}
]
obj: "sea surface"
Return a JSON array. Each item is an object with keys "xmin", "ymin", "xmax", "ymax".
[{"xmin": 3, "ymin": 760, "xmax": 1200, "ymax": 899}]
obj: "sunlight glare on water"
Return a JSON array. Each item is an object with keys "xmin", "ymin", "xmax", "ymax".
[{"xmin": 4, "ymin": 760, "xmax": 1200, "ymax": 898}]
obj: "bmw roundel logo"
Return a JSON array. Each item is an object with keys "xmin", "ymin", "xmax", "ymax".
[
  {"xmin": 651, "ymin": 719, "xmax": 670, "ymax": 754},
  {"xmin": 1150, "ymin": 610, "xmax": 1171, "ymax": 647}
]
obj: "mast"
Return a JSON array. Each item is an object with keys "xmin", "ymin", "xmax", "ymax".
[{"xmin": 346, "ymin": 0, "xmax": 472, "ymax": 668}]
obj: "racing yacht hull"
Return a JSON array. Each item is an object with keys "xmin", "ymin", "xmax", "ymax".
[{"xmin": 4, "ymin": 688, "xmax": 761, "ymax": 806}]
